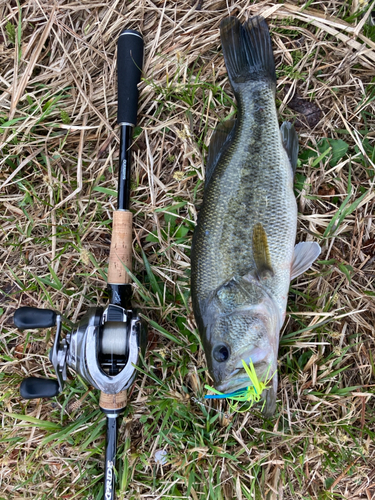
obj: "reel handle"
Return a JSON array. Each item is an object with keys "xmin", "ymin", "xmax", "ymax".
[
  {"xmin": 14, "ymin": 307, "xmax": 66, "ymax": 394},
  {"xmin": 20, "ymin": 377, "xmax": 59, "ymax": 399},
  {"xmin": 117, "ymin": 30, "xmax": 144, "ymax": 126},
  {"xmin": 14, "ymin": 307, "xmax": 57, "ymax": 330}
]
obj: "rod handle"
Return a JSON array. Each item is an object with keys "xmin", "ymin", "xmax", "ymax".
[
  {"xmin": 14, "ymin": 307, "xmax": 57, "ymax": 330},
  {"xmin": 107, "ymin": 210, "xmax": 133, "ymax": 285},
  {"xmin": 117, "ymin": 29, "xmax": 144, "ymax": 126},
  {"xmin": 20, "ymin": 377, "xmax": 59, "ymax": 399}
]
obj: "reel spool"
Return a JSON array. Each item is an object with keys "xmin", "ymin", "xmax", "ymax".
[{"xmin": 101, "ymin": 322, "xmax": 128, "ymax": 356}]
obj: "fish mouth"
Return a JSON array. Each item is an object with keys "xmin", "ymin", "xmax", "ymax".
[
  {"xmin": 216, "ymin": 372, "xmax": 253, "ymax": 394},
  {"xmin": 215, "ymin": 357, "xmax": 278, "ymax": 416},
  {"xmin": 216, "ymin": 352, "xmax": 276, "ymax": 395}
]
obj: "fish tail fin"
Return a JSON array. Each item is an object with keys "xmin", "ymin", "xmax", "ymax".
[{"xmin": 220, "ymin": 16, "xmax": 276, "ymax": 89}]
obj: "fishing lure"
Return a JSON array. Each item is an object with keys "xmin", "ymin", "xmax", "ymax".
[{"xmin": 204, "ymin": 360, "xmax": 274, "ymax": 413}]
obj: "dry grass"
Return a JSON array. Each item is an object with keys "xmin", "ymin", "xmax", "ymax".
[{"xmin": 1, "ymin": 1, "xmax": 375, "ymax": 499}]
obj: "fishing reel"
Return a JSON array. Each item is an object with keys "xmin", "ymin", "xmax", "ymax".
[
  {"xmin": 14, "ymin": 304, "xmax": 147, "ymax": 400},
  {"xmin": 14, "ymin": 28, "xmax": 146, "ymax": 500}
]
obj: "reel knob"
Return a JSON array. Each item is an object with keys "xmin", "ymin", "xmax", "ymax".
[
  {"xmin": 20, "ymin": 377, "xmax": 59, "ymax": 399},
  {"xmin": 14, "ymin": 307, "xmax": 67, "ymax": 394},
  {"xmin": 14, "ymin": 307, "xmax": 57, "ymax": 330}
]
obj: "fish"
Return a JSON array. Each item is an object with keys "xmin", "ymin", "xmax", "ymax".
[{"xmin": 190, "ymin": 15, "xmax": 321, "ymax": 416}]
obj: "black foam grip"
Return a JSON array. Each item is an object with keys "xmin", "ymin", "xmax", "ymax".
[
  {"xmin": 20, "ymin": 377, "xmax": 59, "ymax": 399},
  {"xmin": 14, "ymin": 307, "xmax": 57, "ymax": 330},
  {"xmin": 117, "ymin": 29, "xmax": 144, "ymax": 125}
]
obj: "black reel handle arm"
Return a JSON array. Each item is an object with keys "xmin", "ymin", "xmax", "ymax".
[{"xmin": 14, "ymin": 307, "xmax": 67, "ymax": 398}]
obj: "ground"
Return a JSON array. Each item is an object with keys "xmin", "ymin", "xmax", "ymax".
[{"xmin": 0, "ymin": 1, "xmax": 375, "ymax": 499}]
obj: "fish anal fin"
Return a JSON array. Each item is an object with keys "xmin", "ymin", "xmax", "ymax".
[
  {"xmin": 205, "ymin": 119, "xmax": 236, "ymax": 188},
  {"xmin": 280, "ymin": 122, "xmax": 299, "ymax": 175},
  {"xmin": 252, "ymin": 223, "xmax": 274, "ymax": 279},
  {"xmin": 291, "ymin": 241, "xmax": 321, "ymax": 280}
]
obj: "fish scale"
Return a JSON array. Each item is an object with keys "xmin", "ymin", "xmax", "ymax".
[
  {"xmin": 192, "ymin": 82, "xmax": 296, "ymax": 315},
  {"xmin": 191, "ymin": 15, "xmax": 320, "ymax": 416}
]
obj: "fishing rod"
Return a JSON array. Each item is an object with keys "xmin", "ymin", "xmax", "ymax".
[{"xmin": 13, "ymin": 29, "xmax": 145, "ymax": 500}]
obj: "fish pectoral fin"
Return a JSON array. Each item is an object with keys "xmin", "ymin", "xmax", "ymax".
[
  {"xmin": 280, "ymin": 122, "xmax": 299, "ymax": 175},
  {"xmin": 205, "ymin": 119, "xmax": 236, "ymax": 188},
  {"xmin": 252, "ymin": 223, "xmax": 274, "ymax": 279},
  {"xmin": 291, "ymin": 241, "xmax": 321, "ymax": 280}
]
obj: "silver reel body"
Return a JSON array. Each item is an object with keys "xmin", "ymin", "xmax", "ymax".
[{"xmin": 51, "ymin": 304, "xmax": 147, "ymax": 395}]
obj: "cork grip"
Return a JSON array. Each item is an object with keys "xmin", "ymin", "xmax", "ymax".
[
  {"xmin": 108, "ymin": 210, "xmax": 132, "ymax": 284},
  {"xmin": 99, "ymin": 391, "xmax": 127, "ymax": 410}
]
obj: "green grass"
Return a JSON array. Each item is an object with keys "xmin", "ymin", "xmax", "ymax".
[{"xmin": 1, "ymin": 1, "xmax": 375, "ymax": 499}]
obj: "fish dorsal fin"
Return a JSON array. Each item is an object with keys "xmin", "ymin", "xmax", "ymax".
[
  {"xmin": 205, "ymin": 119, "xmax": 236, "ymax": 188},
  {"xmin": 280, "ymin": 122, "xmax": 299, "ymax": 175},
  {"xmin": 252, "ymin": 223, "xmax": 274, "ymax": 279},
  {"xmin": 291, "ymin": 241, "xmax": 321, "ymax": 280}
]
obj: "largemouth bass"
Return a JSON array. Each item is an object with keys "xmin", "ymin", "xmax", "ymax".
[{"xmin": 191, "ymin": 16, "xmax": 321, "ymax": 416}]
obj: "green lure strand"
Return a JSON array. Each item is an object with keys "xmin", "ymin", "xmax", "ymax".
[{"xmin": 204, "ymin": 360, "xmax": 274, "ymax": 413}]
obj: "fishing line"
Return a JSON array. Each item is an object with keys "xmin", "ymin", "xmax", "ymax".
[{"xmin": 190, "ymin": 396, "xmax": 231, "ymax": 420}]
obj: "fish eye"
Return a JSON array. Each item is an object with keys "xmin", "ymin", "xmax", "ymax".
[{"xmin": 213, "ymin": 344, "xmax": 230, "ymax": 362}]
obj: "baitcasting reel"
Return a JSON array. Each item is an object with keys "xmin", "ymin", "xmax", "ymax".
[
  {"xmin": 14, "ymin": 28, "xmax": 145, "ymax": 500},
  {"xmin": 14, "ymin": 304, "xmax": 147, "ymax": 400}
]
